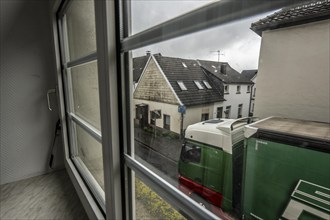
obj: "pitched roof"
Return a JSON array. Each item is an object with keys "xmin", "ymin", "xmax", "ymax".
[
  {"xmin": 241, "ymin": 69, "xmax": 257, "ymax": 81},
  {"xmin": 198, "ymin": 60, "xmax": 254, "ymax": 84},
  {"xmin": 251, "ymin": 0, "xmax": 330, "ymax": 36},
  {"xmin": 153, "ymin": 54, "xmax": 225, "ymax": 106},
  {"xmin": 133, "ymin": 55, "xmax": 150, "ymax": 82}
]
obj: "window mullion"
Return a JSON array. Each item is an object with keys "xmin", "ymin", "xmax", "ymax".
[
  {"xmin": 121, "ymin": 0, "xmax": 302, "ymax": 52},
  {"xmin": 94, "ymin": 0, "xmax": 123, "ymax": 219}
]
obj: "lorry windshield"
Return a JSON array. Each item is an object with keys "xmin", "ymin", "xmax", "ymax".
[{"xmin": 180, "ymin": 142, "xmax": 201, "ymax": 164}]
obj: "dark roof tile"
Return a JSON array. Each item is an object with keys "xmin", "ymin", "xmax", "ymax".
[
  {"xmin": 198, "ymin": 60, "xmax": 254, "ymax": 84},
  {"xmin": 153, "ymin": 55, "xmax": 225, "ymax": 106},
  {"xmin": 251, "ymin": 0, "xmax": 330, "ymax": 36}
]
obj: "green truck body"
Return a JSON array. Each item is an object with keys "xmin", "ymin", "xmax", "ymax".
[{"xmin": 178, "ymin": 117, "xmax": 330, "ymax": 219}]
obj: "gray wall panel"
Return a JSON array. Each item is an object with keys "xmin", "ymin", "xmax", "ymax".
[{"xmin": 0, "ymin": 0, "xmax": 63, "ymax": 184}]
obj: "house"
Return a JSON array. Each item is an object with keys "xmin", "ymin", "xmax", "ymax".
[
  {"xmin": 250, "ymin": 0, "xmax": 330, "ymax": 122},
  {"xmin": 241, "ymin": 69, "xmax": 258, "ymax": 116},
  {"xmin": 133, "ymin": 54, "xmax": 225, "ymax": 134},
  {"xmin": 133, "ymin": 54, "xmax": 254, "ymax": 134},
  {"xmin": 199, "ymin": 60, "xmax": 254, "ymax": 119}
]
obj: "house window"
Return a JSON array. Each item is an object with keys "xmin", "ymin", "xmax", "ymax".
[
  {"xmin": 203, "ymin": 80, "xmax": 212, "ymax": 89},
  {"xmin": 253, "ymin": 88, "xmax": 256, "ymax": 97},
  {"xmin": 237, "ymin": 85, "xmax": 241, "ymax": 94},
  {"xmin": 224, "ymin": 106, "xmax": 231, "ymax": 118},
  {"xmin": 251, "ymin": 103, "xmax": 255, "ymax": 113},
  {"xmin": 224, "ymin": 85, "xmax": 229, "ymax": 93},
  {"xmin": 237, "ymin": 104, "xmax": 243, "ymax": 118},
  {"xmin": 163, "ymin": 114, "xmax": 170, "ymax": 130},
  {"xmin": 194, "ymin": 80, "xmax": 204, "ymax": 90},
  {"xmin": 177, "ymin": 81, "xmax": 187, "ymax": 90},
  {"xmin": 201, "ymin": 113, "xmax": 209, "ymax": 121},
  {"xmin": 216, "ymin": 107, "xmax": 223, "ymax": 118},
  {"xmin": 247, "ymin": 85, "xmax": 251, "ymax": 93},
  {"xmin": 182, "ymin": 62, "xmax": 187, "ymax": 68}
]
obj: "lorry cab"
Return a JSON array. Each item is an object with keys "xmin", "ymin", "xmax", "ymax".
[{"xmin": 178, "ymin": 118, "xmax": 254, "ymax": 216}]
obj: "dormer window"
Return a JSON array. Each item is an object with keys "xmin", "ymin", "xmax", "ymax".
[
  {"xmin": 203, "ymin": 80, "xmax": 212, "ymax": 89},
  {"xmin": 194, "ymin": 81, "xmax": 204, "ymax": 90},
  {"xmin": 224, "ymin": 85, "xmax": 229, "ymax": 93},
  {"xmin": 182, "ymin": 62, "xmax": 187, "ymax": 68},
  {"xmin": 177, "ymin": 81, "xmax": 187, "ymax": 90}
]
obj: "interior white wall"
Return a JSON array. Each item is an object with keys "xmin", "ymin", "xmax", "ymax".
[{"xmin": 0, "ymin": 0, "xmax": 63, "ymax": 184}]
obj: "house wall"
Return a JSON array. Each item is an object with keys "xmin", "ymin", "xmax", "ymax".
[
  {"xmin": 133, "ymin": 99, "xmax": 216, "ymax": 134},
  {"xmin": 134, "ymin": 58, "xmax": 179, "ymax": 105},
  {"xmin": 221, "ymin": 84, "xmax": 251, "ymax": 118},
  {"xmin": 0, "ymin": 0, "xmax": 63, "ymax": 184},
  {"xmin": 184, "ymin": 104, "xmax": 214, "ymax": 128},
  {"xmin": 254, "ymin": 20, "xmax": 330, "ymax": 122},
  {"xmin": 133, "ymin": 99, "xmax": 181, "ymax": 133}
]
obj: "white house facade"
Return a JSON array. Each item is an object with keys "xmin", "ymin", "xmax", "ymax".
[{"xmin": 251, "ymin": 1, "xmax": 330, "ymax": 123}]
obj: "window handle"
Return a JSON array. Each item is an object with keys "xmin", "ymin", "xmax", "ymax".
[{"xmin": 47, "ymin": 89, "xmax": 56, "ymax": 111}]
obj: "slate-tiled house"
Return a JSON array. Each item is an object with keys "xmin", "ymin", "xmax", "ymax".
[
  {"xmin": 133, "ymin": 53, "xmax": 254, "ymax": 134},
  {"xmin": 198, "ymin": 60, "xmax": 254, "ymax": 119},
  {"xmin": 250, "ymin": 0, "xmax": 330, "ymax": 122},
  {"xmin": 241, "ymin": 69, "xmax": 258, "ymax": 116}
]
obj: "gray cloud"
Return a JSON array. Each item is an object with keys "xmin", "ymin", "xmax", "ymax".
[{"xmin": 131, "ymin": 1, "xmax": 269, "ymax": 72}]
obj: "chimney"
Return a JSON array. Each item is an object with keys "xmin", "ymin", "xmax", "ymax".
[
  {"xmin": 221, "ymin": 64, "xmax": 226, "ymax": 74},
  {"xmin": 146, "ymin": 51, "xmax": 151, "ymax": 56}
]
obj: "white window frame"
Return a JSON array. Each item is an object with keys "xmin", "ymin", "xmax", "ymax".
[
  {"xmin": 237, "ymin": 85, "xmax": 241, "ymax": 94},
  {"xmin": 224, "ymin": 85, "xmax": 229, "ymax": 93},
  {"xmin": 52, "ymin": 0, "xmax": 302, "ymax": 219}
]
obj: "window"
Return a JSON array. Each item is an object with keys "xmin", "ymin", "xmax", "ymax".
[
  {"xmin": 216, "ymin": 107, "xmax": 223, "ymax": 118},
  {"xmin": 180, "ymin": 143, "xmax": 201, "ymax": 164},
  {"xmin": 224, "ymin": 85, "xmax": 229, "ymax": 93},
  {"xmin": 247, "ymin": 85, "xmax": 251, "ymax": 93},
  {"xmin": 201, "ymin": 113, "xmax": 209, "ymax": 121},
  {"xmin": 203, "ymin": 80, "xmax": 212, "ymax": 89},
  {"xmin": 177, "ymin": 81, "xmax": 187, "ymax": 90},
  {"xmin": 253, "ymin": 88, "xmax": 256, "ymax": 97},
  {"xmin": 163, "ymin": 114, "xmax": 170, "ymax": 130},
  {"xmin": 53, "ymin": 1, "xmax": 310, "ymax": 220},
  {"xmin": 237, "ymin": 85, "xmax": 241, "ymax": 94},
  {"xmin": 224, "ymin": 106, "xmax": 231, "ymax": 118},
  {"xmin": 238, "ymin": 104, "xmax": 243, "ymax": 118},
  {"xmin": 194, "ymin": 80, "xmax": 204, "ymax": 90}
]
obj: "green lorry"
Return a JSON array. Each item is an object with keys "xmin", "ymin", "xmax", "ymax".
[{"xmin": 178, "ymin": 117, "xmax": 330, "ymax": 219}]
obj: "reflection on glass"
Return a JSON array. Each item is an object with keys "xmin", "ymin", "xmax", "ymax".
[
  {"xmin": 71, "ymin": 61, "xmax": 101, "ymax": 130},
  {"xmin": 131, "ymin": 0, "xmax": 214, "ymax": 34},
  {"xmin": 76, "ymin": 124, "xmax": 104, "ymax": 190},
  {"xmin": 135, "ymin": 176, "xmax": 186, "ymax": 220},
  {"xmin": 66, "ymin": 0, "xmax": 96, "ymax": 60}
]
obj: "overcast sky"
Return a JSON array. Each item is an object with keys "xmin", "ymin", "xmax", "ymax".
[{"xmin": 131, "ymin": 0, "xmax": 272, "ymax": 72}]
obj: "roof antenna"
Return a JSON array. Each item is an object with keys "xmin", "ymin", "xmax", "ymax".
[{"xmin": 210, "ymin": 50, "xmax": 225, "ymax": 72}]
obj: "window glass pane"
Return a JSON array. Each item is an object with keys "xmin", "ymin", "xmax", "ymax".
[
  {"xmin": 131, "ymin": 0, "xmax": 214, "ymax": 34},
  {"xmin": 75, "ymin": 124, "xmax": 104, "ymax": 190},
  {"xmin": 70, "ymin": 61, "xmax": 101, "ymax": 130},
  {"xmin": 66, "ymin": 0, "xmax": 96, "ymax": 61},
  {"xmin": 131, "ymin": 10, "xmax": 268, "ymax": 216},
  {"xmin": 135, "ymin": 176, "xmax": 187, "ymax": 219}
]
